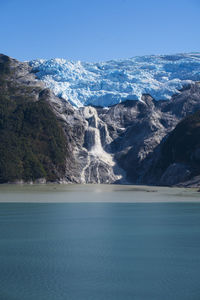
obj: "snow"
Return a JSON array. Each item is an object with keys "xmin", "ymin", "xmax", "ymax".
[{"xmin": 29, "ymin": 53, "xmax": 200, "ymax": 107}]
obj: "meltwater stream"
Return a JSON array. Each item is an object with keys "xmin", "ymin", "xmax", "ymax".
[
  {"xmin": 0, "ymin": 185, "xmax": 200, "ymax": 300},
  {"xmin": 80, "ymin": 107, "xmax": 123, "ymax": 183}
]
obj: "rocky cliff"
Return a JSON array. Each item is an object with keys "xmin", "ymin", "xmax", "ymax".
[{"xmin": 0, "ymin": 54, "xmax": 200, "ymax": 186}]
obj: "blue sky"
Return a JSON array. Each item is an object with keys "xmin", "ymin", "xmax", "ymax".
[{"xmin": 1, "ymin": 0, "xmax": 200, "ymax": 61}]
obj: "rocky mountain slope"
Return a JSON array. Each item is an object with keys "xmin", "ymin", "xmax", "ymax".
[
  {"xmin": 93, "ymin": 85, "xmax": 200, "ymax": 186},
  {"xmin": 0, "ymin": 54, "xmax": 73, "ymax": 183},
  {"xmin": 0, "ymin": 54, "xmax": 200, "ymax": 186},
  {"xmin": 146, "ymin": 109, "xmax": 200, "ymax": 187}
]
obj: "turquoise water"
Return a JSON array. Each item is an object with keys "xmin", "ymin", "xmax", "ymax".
[{"xmin": 0, "ymin": 186, "xmax": 200, "ymax": 299}]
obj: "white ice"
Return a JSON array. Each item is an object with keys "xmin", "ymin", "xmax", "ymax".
[{"xmin": 30, "ymin": 53, "xmax": 200, "ymax": 107}]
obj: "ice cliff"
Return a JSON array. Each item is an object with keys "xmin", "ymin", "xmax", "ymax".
[{"xmin": 30, "ymin": 53, "xmax": 200, "ymax": 107}]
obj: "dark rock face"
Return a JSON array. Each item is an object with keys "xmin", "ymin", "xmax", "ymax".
[
  {"xmin": 148, "ymin": 109, "xmax": 200, "ymax": 187},
  {"xmin": 1, "ymin": 54, "xmax": 200, "ymax": 186},
  {"xmin": 159, "ymin": 163, "xmax": 191, "ymax": 186}
]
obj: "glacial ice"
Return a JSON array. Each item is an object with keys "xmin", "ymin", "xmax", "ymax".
[{"xmin": 29, "ymin": 53, "xmax": 200, "ymax": 107}]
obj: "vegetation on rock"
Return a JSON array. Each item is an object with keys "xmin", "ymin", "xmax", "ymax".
[{"xmin": 0, "ymin": 55, "xmax": 67, "ymax": 183}]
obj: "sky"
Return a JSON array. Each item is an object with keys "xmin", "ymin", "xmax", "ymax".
[{"xmin": 0, "ymin": 0, "xmax": 200, "ymax": 62}]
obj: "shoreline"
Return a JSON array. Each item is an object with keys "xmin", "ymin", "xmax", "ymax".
[
  {"xmin": 1, "ymin": 181, "xmax": 199, "ymax": 189},
  {"xmin": 0, "ymin": 184, "xmax": 199, "ymax": 203}
]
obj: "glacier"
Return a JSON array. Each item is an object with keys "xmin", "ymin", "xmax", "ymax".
[{"xmin": 29, "ymin": 53, "xmax": 200, "ymax": 107}]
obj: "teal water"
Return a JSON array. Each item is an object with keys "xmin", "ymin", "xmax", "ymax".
[{"xmin": 0, "ymin": 185, "xmax": 200, "ymax": 299}]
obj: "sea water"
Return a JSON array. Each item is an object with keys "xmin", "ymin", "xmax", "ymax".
[{"xmin": 0, "ymin": 184, "xmax": 200, "ymax": 300}]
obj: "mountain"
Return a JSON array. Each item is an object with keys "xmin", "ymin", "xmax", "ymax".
[
  {"xmin": 0, "ymin": 54, "xmax": 74, "ymax": 183},
  {"xmin": 0, "ymin": 54, "xmax": 200, "ymax": 186},
  {"xmin": 30, "ymin": 53, "xmax": 200, "ymax": 107}
]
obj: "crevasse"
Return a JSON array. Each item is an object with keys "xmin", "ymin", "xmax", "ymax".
[{"xmin": 29, "ymin": 53, "xmax": 200, "ymax": 107}]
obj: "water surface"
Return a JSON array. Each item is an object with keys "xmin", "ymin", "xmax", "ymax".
[{"xmin": 0, "ymin": 185, "xmax": 200, "ymax": 300}]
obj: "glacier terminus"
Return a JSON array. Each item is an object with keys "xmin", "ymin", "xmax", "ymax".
[{"xmin": 30, "ymin": 53, "xmax": 200, "ymax": 107}]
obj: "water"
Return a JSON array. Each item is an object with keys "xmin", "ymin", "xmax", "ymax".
[{"xmin": 0, "ymin": 185, "xmax": 200, "ymax": 300}]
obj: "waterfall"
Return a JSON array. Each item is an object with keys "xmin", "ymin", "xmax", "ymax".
[
  {"xmin": 82, "ymin": 107, "xmax": 114, "ymax": 164},
  {"xmin": 80, "ymin": 106, "xmax": 120, "ymax": 183}
]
